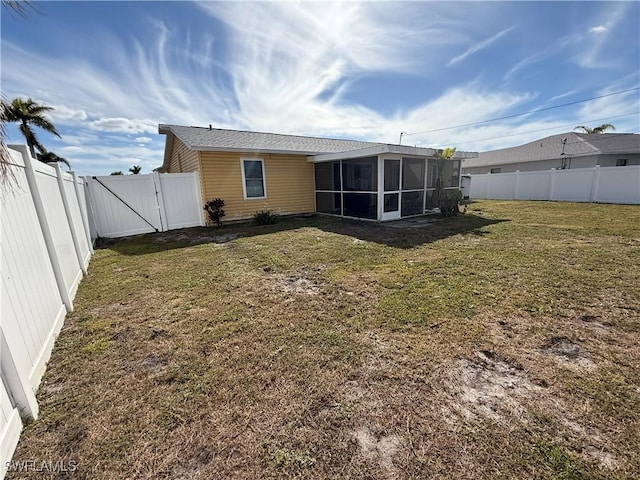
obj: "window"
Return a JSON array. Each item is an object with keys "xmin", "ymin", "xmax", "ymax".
[
  {"xmin": 442, "ymin": 159, "xmax": 461, "ymax": 187},
  {"xmin": 490, "ymin": 167, "xmax": 501, "ymax": 174},
  {"xmin": 616, "ymin": 159, "xmax": 628, "ymax": 166},
  {"xmin": 342, "ymin": 157, "xmax": 377, "ymax": 191},
  {"xmin": 402, "ymin": 158, "xmax": 425, "ymax": 190},
  {"xmin": 241, "ymin": 159, "xmax": 266, "ymax": 199},
  {"xmin": 314, "ymin": 157, "xmax": 377, "ymax": 220},
  {"xmin": 343, "ymin": 193, "xmax": 377, "ymax": 219},
  {"xmin": 314, "ymin": 162, "xmax": 341, "ymax": 190},
  {"xmin": 401, "ymin": 191, "xmax": 424, "ymax": 217},
  {"xmin": 316, "ymin": 192, "xmax": 341, "ymax": 215},
  {"xmin": 426, "ymin": 158, "xmax": 460, "ymax": 188}
]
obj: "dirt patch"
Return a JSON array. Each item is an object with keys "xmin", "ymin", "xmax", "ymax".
[
  {"xmin": 152, "ymin": 233, "xmax": 189, "ymax": 244},
  {"xmin": 279, "ymin": 276, "xmax": 321, "ymax": 295},
  {"xmin": 151, "ymin": 231, "xmax": 238, "ymax": 245},
  {"xmin": 577, "ymin": 314, "xmax": 614, "ymax": 335},
  {"xmin": 140, "ymin": 354, "xmax": 168, "ymax": 374},
  {"xmin": 90, "ymin": 302, "xmax": 129, "ymax": 317},
  {"xmin": 447, "ymin": 351, "xmax": 540, "ymax": 422},
  {"xmin": 363, "ymin": 333, "xmax": 395, "ymax": 372},
  {"xmin": 584, "ymin": 445, "xmax": 618, "ymax": 471},
  {"xmin": 541, "ymin": 336, "xmax": 595, "ymax": 369},
  {"xmin": 195, "ymin": 233, "xmax": 238, "ymax": 244},
  {"xmin": 353, "ymin": 427, "xmax": 403, "ymax": 478}
]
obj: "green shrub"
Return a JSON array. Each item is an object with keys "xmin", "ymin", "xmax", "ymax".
[
  {"xmin": 253, "ymin": 209, "xmax": 278, "ymax": 225},
  {"xmin": 203, "ymin": 198, "xmax": 225, "ymax": 227}
]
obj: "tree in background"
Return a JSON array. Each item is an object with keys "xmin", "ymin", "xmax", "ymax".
[
  {"xmin": 433, "ymin": 147, "xmax": 462, "ymax": 217},
  {"xmin": 2, "ymin": 97, "xmax": 61, "ymax": 158},
  {"xmin": 574, "ymin": 124, "xmax": 615, "ymax": 134},
  {"xmin": 0, "ymin": 102, "xmax": 11, "ymax": 184},
  {"xmin": 129, "ymin": 165, "xmax": 142, "ymax": 174},
  {"xmin": 110, "ymin": 171, "xmax": 124, "ymax": 175}
]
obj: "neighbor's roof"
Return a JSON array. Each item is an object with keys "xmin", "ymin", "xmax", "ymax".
[
  {"xmin": 463, "ymin": 132, "xmax": 640, "ymax": 168},
  {"xmin": 159, "ymin": 124, "xmax": 383, "ymax": 155}
]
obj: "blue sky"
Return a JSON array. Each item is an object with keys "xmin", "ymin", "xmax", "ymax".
[{"xmin": 2, "ymin": 1, "xmax": 639, "ymax": 175}]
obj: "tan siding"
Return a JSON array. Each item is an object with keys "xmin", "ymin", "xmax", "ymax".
[
  {"xmin": 167, "ymin": 137, "xmax": 199, "ymax": 173},
  {"xmin": 200, "ymin": 152, "xmax": 315, "ymax": 220}
]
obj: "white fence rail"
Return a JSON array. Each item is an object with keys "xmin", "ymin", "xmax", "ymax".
[
  {"xmin": 469, "ymin": 165, "xmax": 640, "ymax": 204},
  {"xmin": 85, "ymin": 172, "xmax": 204, "ymax": 238},
  {"xmin": 1, "ymin": 145, "xmax": 93, "ymax": 478}
]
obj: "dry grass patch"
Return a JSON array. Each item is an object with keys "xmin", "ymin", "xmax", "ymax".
[{"xmin": 9, "ymin": 201, "xmax": 640, "ymax": 479}]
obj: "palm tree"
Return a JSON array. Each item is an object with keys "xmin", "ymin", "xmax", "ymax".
[
  {"xmin": 129, "ymin": 165, "xmax": 142, "ymax": 175},
  {"xmin": 433, "ymin": 147, "xmax": 461, "ymax": 217},
  {"xmin": 1, "ymin": 97, "xmax": 61, "ymax": 158},
  {"xmin": 0, "ymin": 101, "xmax": 11, "ymax": 184},
  {"xmin": 574, "ymin": 123, "xmax": 616, "ymax": 134},
  {"xmin": 37, "ymin": 149, "xmax": 70, "ymax": 169}
]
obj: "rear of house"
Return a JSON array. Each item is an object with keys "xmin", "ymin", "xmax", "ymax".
[{"xmin": 159, "ymin": 124, "xmax": 476, "ymax": 222}]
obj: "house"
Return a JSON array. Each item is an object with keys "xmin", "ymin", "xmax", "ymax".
[
  {"xmin": 461, "ymin": 132, "xmax": 640, "ymax": 175},
  {"xmin": 158, "ymin": 124, "xmax": 477, "ymax": 222}
]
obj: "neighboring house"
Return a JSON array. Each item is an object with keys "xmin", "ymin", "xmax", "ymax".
[
  {"xmin": 462, "ymin": 132, "xmax": 640, "ymax": 175},
  {"xmin": 159, "ymin": 124, "xmax": 477, "ymax": 222}
]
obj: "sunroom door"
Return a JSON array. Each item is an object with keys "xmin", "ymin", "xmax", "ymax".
[{"xmin": 381, "ymin": 159, "xmax": 401, "ymax": 221}]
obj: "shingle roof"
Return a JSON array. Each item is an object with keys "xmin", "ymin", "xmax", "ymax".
[
  {"xmin": 463, "ymin": 132, "xmax": 640, "ymax": 168},
  {"xmin": 159, "ymin": 124, "xmax": 383, "ymax": 155}
]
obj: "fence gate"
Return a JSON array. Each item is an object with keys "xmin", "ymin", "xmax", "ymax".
[{"xmin": 85, "ymin": 172, "xmax": 204, "ymax": 238}]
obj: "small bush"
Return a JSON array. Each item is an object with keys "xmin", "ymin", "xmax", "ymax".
[
  {"xmin": 253, "ymin": 209, "xmax": 278, "ymax": 225},
  {"xmin": 204, "ymin": 198, "xmax": 225, "ymax": 227},
  {"xmin": 438, "ymin": 189, "xmax": 462, "ymax": 217}
]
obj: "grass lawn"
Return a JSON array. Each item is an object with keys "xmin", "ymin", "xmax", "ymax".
[{"xmin": 10, "ymin": 201, "xmax": 640, "ymax": 479}]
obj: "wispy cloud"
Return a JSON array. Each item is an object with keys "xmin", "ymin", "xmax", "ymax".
[
  {"xmin": 1, "ymin": 1, "xmax": 637, "ymax": 175},
  {"xmin": 547, "ymin": 90, "xmax": 578, "ymax": 103},
  {"xmin": 448, "ymin": 27, "xmax": 515, "ymax": 66},
  {"xmin": 503, "ymin": 34, "xmax": 580, "ymax": 81},
  {"xmin": 577, "ymin": 3, "xmax": 629, "ymax": 68}
]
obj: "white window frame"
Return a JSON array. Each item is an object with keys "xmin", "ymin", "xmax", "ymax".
[{"xmin": 240, "ymin": 158, "xmax": 267, "ymax": 200}]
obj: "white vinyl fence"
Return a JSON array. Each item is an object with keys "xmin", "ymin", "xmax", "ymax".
[
  {"xmin": 469, "ymin": 165, "xmax": 640, "ymax": 204},
  {"xmin": 1, "ymin": 145, "xmax": 93, "ymax": 478},
  {"xmin": 85, "ymin": 172, "xmax": 204, "ymax": 238}
]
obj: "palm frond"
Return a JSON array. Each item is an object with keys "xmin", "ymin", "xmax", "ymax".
[
  {"xmin": 592, "ymin": 123, "xmax": 615, "ymax": 134},
  {"xmin": 1, "ymin": 0, "xmax": 38, "ymax": 19},
  {"xmin": 37, "ymin": 150, "xmax": 70, "ymax": 169},
  {"xmin": 29, "ymin": 116, "xmax": 60, "ymax": 137}
]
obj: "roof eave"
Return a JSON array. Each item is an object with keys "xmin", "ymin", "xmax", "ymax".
[
  {"xmin": 309, "ymin": 145, "xmax": 478, "ymax": 162},
  {"xmin": 159, "ymin": 129, "xmax": 175, "ymax": 172}
]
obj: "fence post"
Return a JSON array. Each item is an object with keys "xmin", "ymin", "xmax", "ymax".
[
  {"xmin": 486, "ymin": 171, "xmax": 492, "ymax": 199},
  {"xmin": 1, "ymin": 330, "xmax": 39, "ymax": 420},
  {"xmin": 152, "ymin": 172, "xmax": 169, "ymax": 232},
  {"xmin": 18, "ymin": 145, "xmax": 73, "ymax": 312},
  {"xmin": 194, "ymin": 171, "xmax": 205, "ymax": 226},
  {"xmin": 514, "ymin": 170, "xmax": 520, "ymax": 200},
  {"xmin": 72, "ymin": 172, "xmax": 94, "ymax": 255},
  {"xmin": 590, "ymin": 165, "xmax": 601, "ymax": 203},
  {"xmin": 85, "ymin": 177, "xmax": 104, "ymax": 238},
  {"xmin": 54, "ymin": 164, "xmax": 86, "ymax": 275},
  {"xmin": 547, "ymin": 168, "xmax": 556, "ymax": 201}
]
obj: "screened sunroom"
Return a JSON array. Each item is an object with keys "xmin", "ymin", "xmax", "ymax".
[{"xmin": 311, "ymin": 145, "xmax": 476, "ymax": 221}]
